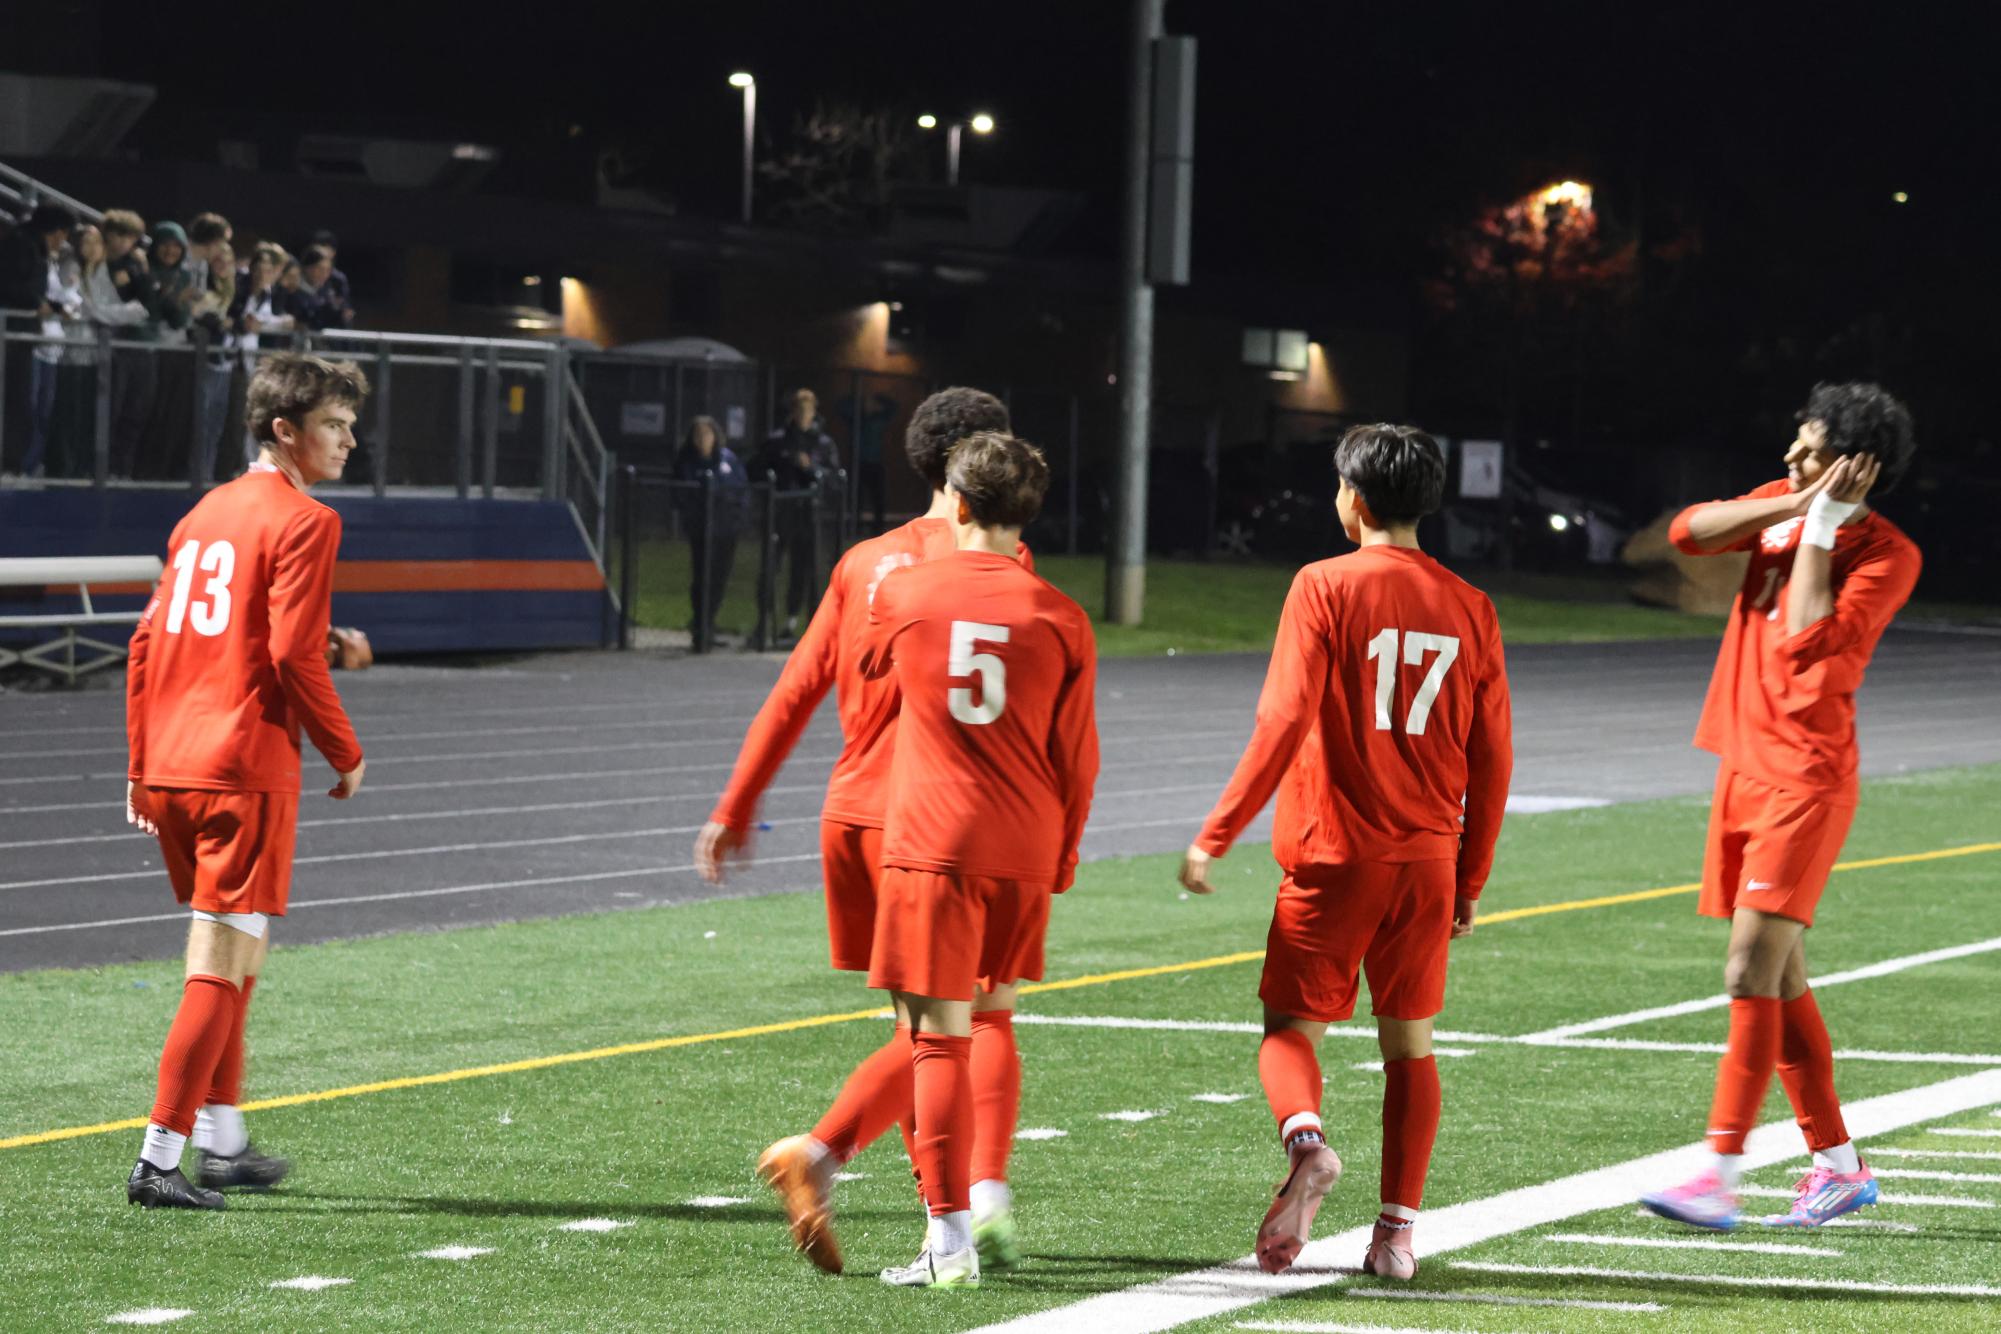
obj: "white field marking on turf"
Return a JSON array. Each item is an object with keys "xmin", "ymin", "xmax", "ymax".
[
  {"xmin": 1932, "ymin": 1127, "xmax": 2001, "ymax": 1137},
  {"xmin": 1873, "ymin": 1166, "xmax": 2001, "ymax": 1183},
  {"xmin": 1233, "ymin": 1323, "xmax": 1481, "ymax": 1334},
  {"xmin": 268, "ymin": 1275, "xmax": 354, "ymax": 1290},
  {"xmin": 1015, "ymin": 1128, "xmax": 1068, "ymax": 1140},
  {"xmin": 834, "ymin": 1171, "xmax": 868, "ymax": 1182},
  {"xmin": 557, "ymin": 1218, "xmax": 633, "ymax": 1232},
  {"xmin": 1519, "ymin": 935, "xmax": 2001, "ymax": 1041},
  {"xmin": 1823, "ymin": 1218, "xmax": 1922, "ymax": 1232},
  {"xmin": 1505, "ymin": 795, "xmax": 1613, "ymax": 813},
  {"xmin": 1191, "ymin": 1093, "xmax": 1251, "ymax": 1104},
  {"xmin": 1352, "ymin": 1062, "xmax": 1384, "ymax": 1073},
  {"xmin": 684, "ymin": 1196, "xmax": 750, "ymax": 1207},
  {"xmin": 1867, "ymin": 1146, "xmax": 2001, "ymax": 1160},
  {"xmin": 1452, "ymin": 1261, "xmax": 2001, "ymax": 1298},
  {"xmin": 962, "ymin": 1067, "xmax": 2001, "ymax": 1334},
  {"xmin": 1102, "ymin": 1109, "xmax": 1165, "ymax": 1122},
  {"xmin": 414, "ymin": 1245, "xmax": 493, "ymax": 1260},
  {"xmin": 1736, "ymin": 1184, "xmax": 1992, "ymax": 1208},
  {"xmin": 1009, "ymin": 1015, "xmax": 1508, "ymax": 1043},
  {"xmin": 1542, "ymin": 1231, "xmax": 1840, "ymax": 1257},
  {"xmin": 1344, "ymin": 1289, "xmax": 1666, "ymax": 1313},
  {"xmin": 104, "ymin": 1313, "xmax": 193, "ymax": 1326}
]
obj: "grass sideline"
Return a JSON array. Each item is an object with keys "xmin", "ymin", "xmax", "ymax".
[
  {"xmin": 2, "ymin": 765, "xmax": 1998, "ymax": 1330},
  {"xmin": 629, "ymin": 536, "xmax": 1727, "ymax": 655}
]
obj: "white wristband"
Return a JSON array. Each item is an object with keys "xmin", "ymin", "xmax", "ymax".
[{"xmin": 1801, "ymin": 491, "xmax": 1859, "ymax": 550}]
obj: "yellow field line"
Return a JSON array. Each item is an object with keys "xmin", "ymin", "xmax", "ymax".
[{"xmin": 4, "ymin": 838, "xmax": 1996, "ymax": 1154}]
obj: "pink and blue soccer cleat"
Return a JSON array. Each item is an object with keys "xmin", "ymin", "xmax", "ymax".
[
  {"xmin": 1640, "ymin": 1169, "xmax": 1740, "ymax": 1231},
  {"xmin": 1760, "ymin": 1162, "xmax": 1879, "ymax": 1228}
]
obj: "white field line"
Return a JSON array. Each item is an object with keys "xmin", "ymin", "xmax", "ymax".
[
  {"xmin": 1823, "ymin": 1218, "xmax": 1921, "ymax": 1232},
  {"xmin": 1867, "ymin": 1146, "xmax": 2001, "ymax": 1160},
  {"xmin": 1931, "ymin": 1128, "xmax": 2001, "ymax": 1137},
  {"xmin": 684, "ymin": 1196, "xmax": 749, "ymax": 1207},
  {"xmin": 963, "ymin": 1067, "xmax": 2001, "ymax": 1334},
  {"xmin": 1344, "ymin": 1289, "xmax": 1665, "ymax": 1313},
  {"xmin": 413, "ymin": 1246, "xmax": 492, "ymax": 1261},
  {"xmin": 1506, "ymin": 795, "xmax": 1612, "ymax": 813},
  {"xmin": 1234, "ymin": 1323, "xmax": 1471, "ymax": 1334},
  {"xmin": 1519, "ymin": 936, "xmax": 2001, "ymax": 1042},
  {"xmin": 7, "ymin": 714, "xmax": 732, "ymax": 762},
  {"xmin": 267, "ymin": 1276, "xmax": 353, "ymax": 1290},
  {"xmin": 1874, "ymin": 1167, "xmax": 2001, "ymax": 1183},
  {"xmin": 1737, "ymin": 1184, "xmax": 1991, "ymax": 1208},
  {"xmin": 557, "ymin": 1218, "xmax": 632, "ymax": 1232},
  {"xmin": 104, "ymin": 1313, "xmax": 193, "ymax": 1327},
  {"xmin": 1452, "ymin": 1261, "xmax": 2001, "ymax": 1298},
  {"xmin": 1541, "ymin": 1231, "xmax": 1839, "ymax": 1257},
  {"xmin": 1015, "ymin": 1128, "xmax": 1067, "ymax": 1141},
  {"xmin": 1007, "ymin": 1013, "xmax": 2001, "ymax": 1068}
]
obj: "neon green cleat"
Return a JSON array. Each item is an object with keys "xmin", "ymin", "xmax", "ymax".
[
  {"xmin": 879, "ymin": 1245, "xmax": 980, "ymax": 1289},
  {"xmin": 974, "ymin": 1207, "xmax": 1023, "ymax": 1268}
]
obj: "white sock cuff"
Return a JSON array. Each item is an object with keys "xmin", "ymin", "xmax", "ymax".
[
  {"xmin": 970, "ymin": 1178, "xmax": 1012, "ymax": 1220},
  {"xmin": 141, "ymin": 1124, "xmax": 188, "ymax": 1173},
  {"xmin": 1380, "ymin": 1202, "xmax": 1419, "ymax": 1222},
  {"xmin": 1711, "ymin": 1152, "xmax": 1744, "ymax": 1188},
  {"xmin": 1279, "ymin": 1112, "xmax": 1323, "ymax": 1143},
  {"xmin": 1813, "ymin": 1141, "xmax": 1861, "ymax": 1175}
]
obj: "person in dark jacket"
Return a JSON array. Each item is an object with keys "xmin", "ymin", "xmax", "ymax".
[
  {"xmin": 755, "ymin": 387, "xmax": 840, "ymax": 638},
  {"xmin": 2, "ymin": 204, "xmax": 77, "ymax": 475},
  {"xmin": 101, "ymin": 210, "xmax": 160, "ymax": 477},
  {"xmin": 673, "ymin": 414, "xmax": 750, "ymax": 648}
]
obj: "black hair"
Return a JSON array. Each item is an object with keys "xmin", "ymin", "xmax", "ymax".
[
  {"xmin": 1799, "ymin": 381, "xmax": 1917, "ymax": 495},
  {"xmin": 310, "ymin": 229, "xmax": 339, "ymax": 250},
  {"xmin": 1332, "ymin": 423, "xmax": 1446, "ymax": 525},
  {"xmin": 26, "ymin": 203, "xmax": 75, "ymax": 237},
  {"xmin": 905, "ymin": 386, "xmax": 1010, "ymax": 488},
  {"xmin": 300, "ymin": 245, "xmax": 331, "ymax": 268}
]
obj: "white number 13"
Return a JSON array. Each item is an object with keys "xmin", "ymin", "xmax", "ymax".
[
  {"xmin": 165, "ymin": 538, "xmax": 236, "ymax": 637},
  {"xmin": 948, "ymin": 620, "xmax": 1009, "ymax": 725},
  {"xmin": 1366, "ymin": 628, "xmax": 1460, "ymax": 735}
]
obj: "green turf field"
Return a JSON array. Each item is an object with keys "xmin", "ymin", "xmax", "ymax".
[
  {"xmin": 3, "ymin": 766, "xmax": 1998, "ymax": 1332},
  {"xmin": 629, "ymin": 538, "xmax": 1728, "ymax": 654}
]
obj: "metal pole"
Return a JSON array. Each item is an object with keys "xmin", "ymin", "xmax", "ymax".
[
  {"xmin": 93, "ymin": 325, "xmax": 113, "ymax": 485},
  {"xmin": 1067, "ymin": 393, "xmax": 1081, "ymax": 555},
  {"xmin": 373, "ymin": 340, "xmax": 391, "ymax": 498},
  {"xmin": 482, "ymin": 344, "xmax": 499, "ymax": 499},
  {"xmin": 189, "ymin": 326, "xmax": 209, "ymax": 490},
  {"xmin": 618, "ymin": 464, "xmax": 638, "ymax": 651},
  {"xmin": 697, "ymin": 473, "xmax": 715, "ymax": 653},
  {"xmin": 1107, "ymin": 0, "xmax": 1162, "ymax": 625},
  {"xmin": 740, "ymin": 81, "xmax": 757, "ymax": 224},
  {"xmin": 542, "ymin": 344, "xmax": 567, "ymax": 502},
  {"xmin": 947, "ymin": 123, "xmax": 963, "ymax": 186},
  {"xmin": 455, "ymin": 342, "xmax": 474, "ymax": 499}
]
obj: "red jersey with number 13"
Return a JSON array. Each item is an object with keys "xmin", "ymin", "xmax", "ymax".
[
  {"xmin": 1195, "ymin": 546, "xmax": 1513, "ymax": 899},
  {"xmin": 125, "ymin": 467, "xmax": 363, "ymax": 793},
  {"xmin": 860, "ymin": 550, "xmax": 1099, "ymax": 890}
]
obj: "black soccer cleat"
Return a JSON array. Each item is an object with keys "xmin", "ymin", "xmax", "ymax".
[
  {"xmin": 127, "ymin": 1159, "xmax": 226, "ymax": 1210},
  {"xmin": 192, "ymin": 1143, "xmax": 292, "ymax": 1191}
]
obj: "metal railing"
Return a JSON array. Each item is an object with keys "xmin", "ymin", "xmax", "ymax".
[{"xmin": 0, "ymin": 161, "xmax": 107, "ymax": 229}]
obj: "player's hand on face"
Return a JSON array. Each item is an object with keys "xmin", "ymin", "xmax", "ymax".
[
  {"xmin": 330, "ymin": 758, "xmax": 365, "ymax": 799},
  {"xmin": 1827, "ymin": 452, "xmax": 1880, "ymax": 505},
  {"xmin": 125, "ymin": 781, "xmax": 158, "ymax": 836},
  {"xmin": 694, "ymin": 820, "xmax": 752, "ymax": 885},
  {"xmin": 1178, "ymin": 844, "xmax": 1215, "ymax": 895},
  {"xmin": 1451, "ymin": 895, "xmax": 1477, "ymax": 938}
]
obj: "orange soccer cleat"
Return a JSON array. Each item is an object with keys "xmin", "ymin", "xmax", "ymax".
[{"xmin": 756, "ymin": 1136, "xmax": 843, "ymax": 1274}]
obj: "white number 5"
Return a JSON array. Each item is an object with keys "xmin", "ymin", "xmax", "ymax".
[
  {"xmin": 1366, "ymin": 628, "xmax": 1460, "ymax": 735},
  {"xmin": 948, "ymin": 620, "xmax": 1009, "ymax": 725}
]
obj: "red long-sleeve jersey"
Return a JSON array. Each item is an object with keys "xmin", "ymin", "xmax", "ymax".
[
  {"xmin": 708, "ymin": 517, "xmax": 1031, "ymax": 831},
  {"xmin": 1195, "ymin": 546, "xmax": 1513, "ymax": 899},
  {"xmin": 860, "ymin": 550, "xmax": 1099, "ymax": 890},
  {"xmin": 1670, "ymin": 480, "xmax": 1921, "ymax": 802},
  {"xmin": 126, "ymin": 466, "xmax": 363, "ymax": 792}
]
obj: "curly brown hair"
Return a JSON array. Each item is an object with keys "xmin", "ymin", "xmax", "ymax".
[
  {"xmin": 905, "ymin": 387, "xmax": 1010, "ymax": 489},
  {"xmin": 247, "ymin": 354, "xmax": 370, "ymax": 445},
  {"xmin": 946, "ymin": 431, "xmax": 1050, "ymax": 529}
]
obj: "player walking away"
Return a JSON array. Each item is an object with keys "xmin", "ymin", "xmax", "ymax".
[
  {"xmin": 123, "ymin": 353, "xmax": 368, "ymax": 1209},
  {"xmin": 694, "ymin": 389, "xmax": 1039, "ymax": 1274},
  {"xmin": 1641, "ymin": 383, "xmax": 1920, "ymax": 1232},
  {"xmin": 858, "ymin": 431, "xmax": 1098, "ymax": 1289},
  {"xmin": 1181, "ymin": 424, "xmax": 1512, "ymax": 1280}
]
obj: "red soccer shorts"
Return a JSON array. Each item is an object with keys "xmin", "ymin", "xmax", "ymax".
[
  {"xmin": 1260, "ymin": 859, "xmax": 1455, "ymax": 1024},
  {"xmin": 819, "ymin": 819, "xmax": 883, "ymax": 972},
  {"xmin": 1700, "ymin": 766, "xmax": 1854, "ymax": 928},
  {"xmin": 141, "ymin": 785, "xmax": 301, "ymax": 917},
  {"xmin": 867, "ymin": 867, "xmax": 1050, "ymax": 1002}
]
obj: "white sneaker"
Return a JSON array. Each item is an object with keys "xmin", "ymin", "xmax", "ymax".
[{"xmin": 879, "ymin": 1244, "xmax": 980, "ymax": 1288}]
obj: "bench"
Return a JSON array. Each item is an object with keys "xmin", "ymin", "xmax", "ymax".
[{"xmin": 0, "ymin": 555, "xmax": 164, "ymax": 684}]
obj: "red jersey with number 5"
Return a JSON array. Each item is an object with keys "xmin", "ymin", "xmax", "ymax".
[
  {"xmin": 860, "ymin": 549, "xmax": 1099, "ymax": 890},
  {"xmin": 125, "ymin": 467, "xmax": 363, "ymax": 793},
  {"xmin": 1195, "ymin": 546, "xmax": 1513, "ymax": 899},
  {"xmin": 1670, "ymin": 479, "xmax": 1921, "ymax": 802}
]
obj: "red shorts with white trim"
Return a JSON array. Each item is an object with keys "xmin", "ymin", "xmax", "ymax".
[
  {"xmin": 1700, "ymin": 766, "xmax": 1853, "ymax": 928},
  {"xmin": 140, "ymin": 785, "xmax": 300, "ymax": 917},
  {"xmin": 819, "ymin": 819, "xmax": 883, "ymax": 972},
  {"xmin": 1259, "ymin": 859, "xmax": 1455, "ymax": 1023},
  {"xmin": 866, "ymin": 866, "xmax": 1050, "ymax": 1002}
]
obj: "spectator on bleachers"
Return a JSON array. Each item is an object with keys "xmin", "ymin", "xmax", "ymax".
[
  {"xmin": 146, "ymin": 222, "xmax": 195, "ymax": 338},
  {"xmin": 9, "ymin": 206, "xmax": 80, "ymax": 478},
  {"xmin": 185, "ymin": 213, "xmax": 235, "ymax": 481},
  {"xmin": 97, "ymin": 211, "xmax": 160, "ymax": 477},
  {"xmin": 674, "ymin": 413, "xmax": 750, "ymax": 648},
  {"xmin": 299, "ymin": 245, "xmax": 353, "ymax": 329},
  {"xmin": 756, "ymin": 387, "xmax": 840, "ymax": 639},
  {"xmin": 307, "ymin": 230, "xmax": 354, "ymax": 321},
  {"xmin": 229, "ymin": 244, "xmax": 298, "ymax": 468},
  {"xmin": 276, "ymin": 256, "xmax": 312, "ymax": 324}
]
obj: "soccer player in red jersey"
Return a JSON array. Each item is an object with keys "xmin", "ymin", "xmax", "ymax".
[
  {"xmin": 122, "ymin": 354, "xmax": 368, "ymax": 1208},
  {"xmin": 1642, "ymin": 383, "xmax": 1920, "ymax": 1231},
  {"xmin": 1181, "ymin": 424, "xmax": 1512, "ymax": 1280},
  {"xmin": 693, "ymin": 389, "xmax": 1038, "ymax": 1273},
  {"xmin": 859, "ymin": 431, "xmax": 1098, "ymax": 1288}
]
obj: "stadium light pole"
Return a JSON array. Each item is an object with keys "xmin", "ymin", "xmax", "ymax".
[
  {"xmin": 919, "ymin": 112, "xmax": 995, "ymax": 186},
  {"xmin": 1108, "ymin": 0, "xmax": 1162, "ymax": 626},
  {"xmin": 729, "ymin": 72, "xmax": 756, "ymax": 223}
]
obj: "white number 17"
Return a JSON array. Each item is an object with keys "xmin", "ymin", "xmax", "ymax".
[{"xmin": 1366, "ymin": 628, "xmax": 1460, "ymax": 735}]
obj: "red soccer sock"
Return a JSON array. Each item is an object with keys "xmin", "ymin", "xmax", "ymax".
[
  {"xmin": 1381, "ymin": 1055, "xmax": 1442, "ymax": 1212},
  {"xmin": 809, "ymin": 1025, "xmax": 913, "ymax": 1163},
  {"xmin": 971, "ymin": 1010, "xmax": 1020, "ymax": 1184},
  {"xmin": 1777, "ymin": 989, "xmax": 1849, "ymax": 1152},
  {"xmin": 1707, "ymin": 996, "xmax": 1784, "ymax": 1157},
  {"xmin": 911, "ymin": 1032, "xmax": 974, "ymax": 1216},
  {"xmin": 1258, "ymin": 1028, "xmax": 1324, "ymax": 1147},
  {"xmin": 205, "ymin": 974, "xmax": 257, "ymax": 1107},
  {"xmin": 149, "ymin": 975, "xmax": 240, "ymax": 1137}
]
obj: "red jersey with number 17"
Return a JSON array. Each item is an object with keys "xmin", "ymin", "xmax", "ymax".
[
  {"xmin": 125, "ymin": 467, "xmax": 363, "ymax": 793},
  {"xmin": 860, "ymin": 550, "xmax": 1099, "ymax": 890},
  {"xmin": 1195, "ymin": 546, "xmax": 1513, "ymax": 899}
]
